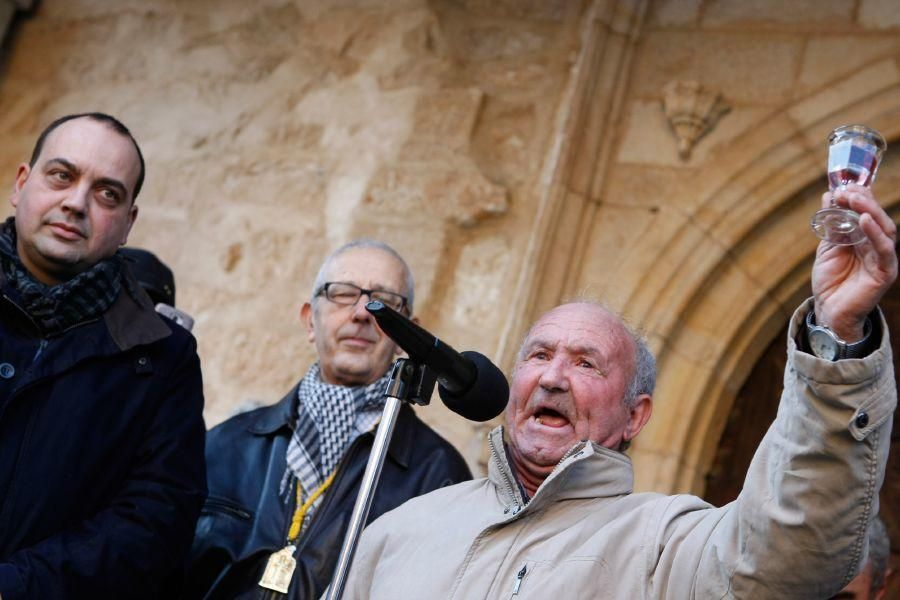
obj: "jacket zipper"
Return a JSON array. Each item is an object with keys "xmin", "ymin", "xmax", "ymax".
[
  {"xmin": 488, "ymin": 433, "xmax": 522, "ymax": 515},
  {"xmin": 203, "ymin": 496, "xmax": 252, "ymax": 520},
  {"xmin": 512, "ymin": 564, "xmax": 527, "ymax": 595}
]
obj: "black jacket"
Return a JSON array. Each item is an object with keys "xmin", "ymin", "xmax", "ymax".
[
  {"xmin": 0, "ymin": 269, "xmax": 207, "ymax": 599},
  {"xmin": 186, "ymin": 385, "xmax": 472, "ymax": 599}
]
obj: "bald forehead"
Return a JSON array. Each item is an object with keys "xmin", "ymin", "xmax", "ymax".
[
  {"xmin": 525, "ymin": 303, "xmax": 636, "ymax": 362},
  {"xmin": 535, "ymin": 303, "xmax": 628, "ymax": 335}
]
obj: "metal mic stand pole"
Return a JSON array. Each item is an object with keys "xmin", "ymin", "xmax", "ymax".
[{"xmin": 325, "ymin": 358, "xmax": 434, "ymax": 600}]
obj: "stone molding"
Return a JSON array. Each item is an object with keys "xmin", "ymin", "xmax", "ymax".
[
  {"xmin": 661, "ymin": 80, "xmax": 730, "ymax": 160},
  {"xmin": 494, "ymin": 0, "xmax": 650, "ymax": 373}
]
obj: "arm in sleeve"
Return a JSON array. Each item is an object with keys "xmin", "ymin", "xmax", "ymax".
[
  {"xmin": 0, "ymin": 337, "xmax": 207, "ymax": 599},
  {"xmin": 650, "ymin": 300, "xmax": 895, "ymax": 599},
  {"xmin": 414, "ymin": 443, "xmax": 473, "ymax": 494}
]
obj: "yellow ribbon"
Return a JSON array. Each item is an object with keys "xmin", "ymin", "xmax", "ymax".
[{"xmin": 287, "ymin": 471, "xmax": 337, "ymax": 542}]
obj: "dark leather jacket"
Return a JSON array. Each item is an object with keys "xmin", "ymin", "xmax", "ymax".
[{"xmin": 185, "ymin": 385, "xmax": 472, "ymax": 599}]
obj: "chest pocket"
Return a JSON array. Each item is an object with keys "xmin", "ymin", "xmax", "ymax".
[{"xmin": 508, "ymin": 557, "xmax": 609, "ymax": 600}]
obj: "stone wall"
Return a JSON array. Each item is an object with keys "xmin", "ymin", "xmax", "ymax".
[
  {"xmin": 0, "ymin": 0, "xmax": 586, "ymax": 471},
  {"xmin": 0, "ymin": 0, "xmax": 899, "ymax": 492}
]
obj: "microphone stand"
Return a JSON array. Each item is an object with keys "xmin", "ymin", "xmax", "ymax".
[{"xmin": 325, "ymin": 357, "xmax": 436, "ymax": 600}]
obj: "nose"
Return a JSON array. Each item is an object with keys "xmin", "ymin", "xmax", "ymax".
[
  {"xmin": 538, "ymin": 356, "xmax": 569, "ymax": 393},
  {"xmin": 60, "ymin": 183, "xmax": 89, "ymax": 215},
  {"xmin": 350, "ymin": 293, "xmax": 374, "ymax": 321}
]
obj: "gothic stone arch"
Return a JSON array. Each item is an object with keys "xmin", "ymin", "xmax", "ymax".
[{"xmin": 625, "ymin": 72, "xmax": 900, "ymax": 494}]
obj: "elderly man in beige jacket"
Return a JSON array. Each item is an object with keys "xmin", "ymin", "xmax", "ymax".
[{"xmin": 341, "ymin": 182, "xmax": 897, "ymax": 599}]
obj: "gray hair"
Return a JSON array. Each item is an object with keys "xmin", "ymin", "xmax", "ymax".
[
  {"xmin": 311, "ymin": 239, "xmax": 415, "ymax": 313},
  {"xmin": 623, "ymin": 328, "xmax": 656, "ymax": 408},
  {"xmin": 868, "ymin": 515, "xmax": 890, "ymax": 594},
  {"xmin": 518, "ymin": 301, "xmax": 656, "ymax": 409}
]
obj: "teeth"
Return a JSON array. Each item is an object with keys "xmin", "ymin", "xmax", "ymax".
[{"xmin": 535, "ymin": 416, "xmax": 543, "ymax": 425}]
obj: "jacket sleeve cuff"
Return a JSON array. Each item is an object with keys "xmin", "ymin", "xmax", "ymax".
[
  {"xmin": 0, "ymin": 563, "xmax": 25, "ymax": 599},
  {"xmin": 788, "ymin": 298, "xmax": 896, "ymax": 441}
]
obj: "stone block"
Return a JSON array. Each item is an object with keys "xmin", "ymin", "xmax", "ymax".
[
  {"xmin": 439, "ymin": 0, "xmax": 581, "ymax": 22},
  {"xmin": 443, "ymin": 21, "xmax": 560, "ymax": 62},
  {"xmin": 601, "ymin": 164, "xmax": 694, "ymax": 210},
  {"xmin": 701, "ymin": 0, "xmax": 852, "ymax": 28},
  {"xmin": 574, "ymin": 204, "xmax": 702, "ymax": 323},
  {"xmin": 410, "ymin": 87, "xmax": 484, "ymax": 150},
  {"xmin": 631, "ymin": 31, "xmax": 803, "ymax": 104},
  {"xmin": 859, "ymin": 0, "xmax": 900, "ymax": 29},
  {"xmin": 788, "ymin": 58, "xmax": 900, "ymax": 129},
  {"xmin": 344, "ymin": 209, "xmax": 448, "ymax": 311},
  {"xmin": 692, "ymin": 135, "xmax": 819, "ymax": 246},
  {"xmin": 797, "ymin": 36, "xmax": 900, "ymax": 95},
  {"xmin": 470, "ymin": 98, "xmax": 538, "ymax": 185},
  {"xmin": 443, "ymin": 235, "xmax": 513, "ymax": 343},
  {"xmin": 646, "ymin": 0, "xmax": 702, "ymax": 27},
  {"xmin": 364, "ymin": 160, "xmax": 508, "ymax": 228}
]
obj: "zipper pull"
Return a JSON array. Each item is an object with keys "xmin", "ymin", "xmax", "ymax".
[{"xmin": 512, "ymin": 564, "xmax": 527, "ymax": 595}]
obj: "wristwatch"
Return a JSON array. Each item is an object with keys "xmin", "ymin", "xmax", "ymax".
[{"xmin": 805, "ymin": 311, "xmax": 872, "ymax": 361}]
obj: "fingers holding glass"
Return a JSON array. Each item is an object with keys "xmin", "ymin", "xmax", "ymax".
[{"xmin": 811, "ymin": 125, "xmax": 886, "ymax": 246}]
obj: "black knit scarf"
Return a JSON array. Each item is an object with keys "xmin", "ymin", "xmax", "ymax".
[{"xmin": 0, "ymin": 217, "xmax": 123, "ymax": 335}]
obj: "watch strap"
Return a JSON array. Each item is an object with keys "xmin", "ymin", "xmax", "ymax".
[{"xmin": 805, "ymin": 310, "xmax": 873, "ymax": 359}]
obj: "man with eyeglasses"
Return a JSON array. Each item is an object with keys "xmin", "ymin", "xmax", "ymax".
[{"xmin": 184, "ymin": 239, "xmax": 471, "ymax": 599}]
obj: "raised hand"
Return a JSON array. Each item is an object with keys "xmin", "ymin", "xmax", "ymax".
[{"xmin": 812, "ymin": 183, "xmax": 898, "ymax": 341}]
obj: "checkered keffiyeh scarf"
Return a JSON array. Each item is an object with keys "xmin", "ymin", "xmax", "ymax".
[
  {"xmin": 0, "ymin": 217, "xmax": 123, "ymax": 335},
  {"xmin": 286, "ymin": 363, "xmax": 391, "ymax": 501}
]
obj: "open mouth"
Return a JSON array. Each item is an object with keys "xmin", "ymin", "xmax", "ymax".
[{"xmin": 533, "ymin": 406, "xmax": 569, "ymax": 428}]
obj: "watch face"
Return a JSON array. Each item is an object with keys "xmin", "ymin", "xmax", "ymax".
[{"xmin": 809, "ymin": 328, "xmax": 839, "ymax": 361}]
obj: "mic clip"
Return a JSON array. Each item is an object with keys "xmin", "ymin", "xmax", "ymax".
[{"xmin": 384, "ymin": 358, "xmax": 437, "ymax": 407}]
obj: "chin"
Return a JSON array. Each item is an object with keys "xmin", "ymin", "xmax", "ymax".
[{"xmin": 518, "ymin": 441, "xmax": 569, "ymax": 468}]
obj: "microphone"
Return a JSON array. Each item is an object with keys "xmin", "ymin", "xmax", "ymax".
[{"xmin": 366, "ymin": 301, "xmax": 508, "ymax": 421}]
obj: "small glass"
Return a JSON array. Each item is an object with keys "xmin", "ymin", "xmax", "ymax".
[{"xmin": 810, "ymin": 125, "xmax": 887, "ymax": 245}]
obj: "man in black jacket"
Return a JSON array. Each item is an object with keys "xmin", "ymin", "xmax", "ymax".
[
  {"xmin": 186, "ymin": 240, "xmax": 471, "ymax": 599},
  {"xmin": 0, "ymin": 113, "xmax": 207, "ymax": 598}
]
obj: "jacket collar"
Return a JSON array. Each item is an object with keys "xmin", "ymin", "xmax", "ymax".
[
  {"xmin": 0, "ymin": 261, "xmax": 171, "ymax": 351},
  {"xmin": 103, "ymin": 267, "xmax": 172, "ymax": 351},
  {"xmin": 246, "ymin": 379, "xmax": 416, "ymax": 469},
  {"xmin": 487, "ymin": 426, "xmax": 634, "ymax": 510}
]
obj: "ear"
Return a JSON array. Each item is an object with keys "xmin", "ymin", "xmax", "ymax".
[
  {"xmin": 623, "ymin": 394, "xmax": 653, "ymax": 443},
  {"xmin": 300, "ymin": 302, "xmax": 316, "ymax": 343},
  {"xmin": 120, "ymin": 204, "xmax": 139, "ymax": 245},
  {"xmin": 10, "ymin": 163, "xmax": 30, "ymax": 209}
]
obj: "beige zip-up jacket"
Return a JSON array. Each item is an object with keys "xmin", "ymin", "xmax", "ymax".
[{"xmin": 342, "ymin": 302, "xmax": 895, "ymax": 599}]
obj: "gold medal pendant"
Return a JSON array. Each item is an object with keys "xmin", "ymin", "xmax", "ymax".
[{"xmin": 259, "ymin": 544, "xmax": 297, "ymax": 594}]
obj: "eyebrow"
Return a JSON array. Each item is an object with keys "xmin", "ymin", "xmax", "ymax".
[
  {"xmin": 523, "ymin": 337, "xmax": 608, "ymax": 359},
  {"xmin": 44, "ymin": 157, "xmax": 130, "ymax": 199}
]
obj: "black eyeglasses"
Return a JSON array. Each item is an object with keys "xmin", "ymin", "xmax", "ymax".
[{"xmin": 317, "ymin": 282, "xmax": 408, "ymax": 312}]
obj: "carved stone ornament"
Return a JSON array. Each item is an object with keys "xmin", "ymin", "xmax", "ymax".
[{"xmin": 662, "ymin": 80, "xmax": 730, "ymax": 159}]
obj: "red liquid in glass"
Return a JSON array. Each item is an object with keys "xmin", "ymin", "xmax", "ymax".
[{"xmin": 827, "ymin": 145, "xmax": 879, "ymax": 188}]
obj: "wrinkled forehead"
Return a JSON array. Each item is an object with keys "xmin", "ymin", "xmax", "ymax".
[{"xmin": 525, "ymin": 303, "xmax": 634, "ymax": 357}]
